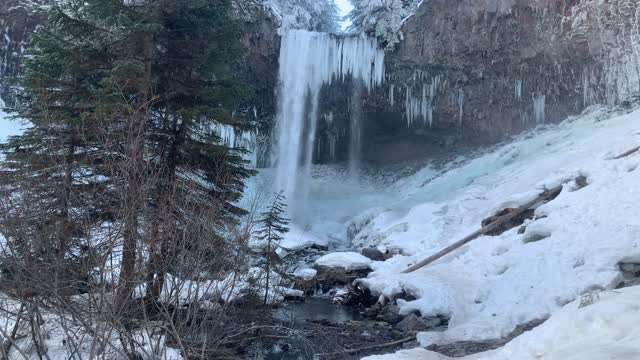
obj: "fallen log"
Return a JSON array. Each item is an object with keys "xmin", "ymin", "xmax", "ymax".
[
  {"xmin": 402, "ymin": 186, "xmax": 563, "ymax": 274},
  {"xmin": 612, "ymin": 145, "xmax": 640, "ymax": 160}
]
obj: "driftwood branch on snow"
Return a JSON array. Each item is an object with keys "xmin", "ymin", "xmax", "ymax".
[
  {"xmin": 612, "ymin": 145, "xmax": 640, "ymax": 159},
  {"xmin": 402, "ymin": 186, "xmax": 563, "ymax": 274}
]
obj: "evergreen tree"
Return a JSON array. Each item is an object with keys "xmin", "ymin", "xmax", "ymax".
[
  {"xmin": 349, "ymin": 0, "xmax": 422, "ymax": 48},
  {"xmin": 0, "ymin": 2, "xmax": 117, "ymax": 292},
  {"xmin": 0, "ymin": 0, "xmax": 254, "ymax": 306},
  {"xmin": 255, "ymin": 191, "xmax": 289, "ymax": 305},
  {"xmin": 271, "ymin": 0, "xmax": 340, "ymax": 32}
]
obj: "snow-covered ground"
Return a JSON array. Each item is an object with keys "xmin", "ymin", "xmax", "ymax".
[
  {"xmin": 0, "ymin": 293, "xmax": 183, "ymax": 360},
  {"xmin": 351, "ymin": 106, "xmax": 640, "ymax": 347},
  {"xmin": 363, "ymin": 285, "xmax": 640, "ymax": 360}
]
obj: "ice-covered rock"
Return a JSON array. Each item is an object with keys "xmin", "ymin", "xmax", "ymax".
[{"xmin": 347, "ymin": 206, "xmax": 386, "ymax": 241}]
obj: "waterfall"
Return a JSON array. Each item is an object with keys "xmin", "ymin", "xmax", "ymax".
[
  {"xmin": 349, "ymin": 81, "xmax": 364, "ymax": 180},
  {"xmin": 272, "ymin": 30, "xmax": 384, "ymax": 217}
]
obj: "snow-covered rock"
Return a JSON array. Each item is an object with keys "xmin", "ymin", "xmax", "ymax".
[
  {"xmin": 362, "ymin": 348, "xmax": 448, "ymax": 360},
  {"xmin": 279, "ymin": 224, "xmax": 329, "ymax": 251},
  {"xmin": 315, "ymin": 252, "xmax": 373, "ymax": 271},
  {"xmin": 348, "ymin": 206, "xmax": 386, "ymax": 242},
  {"xmin": 363, "ymin": 286, "xmax": 640, "ymax": 359},
  {"xmin": 293, "ymin": 267, "xmax": 317, "ymax": 280}
]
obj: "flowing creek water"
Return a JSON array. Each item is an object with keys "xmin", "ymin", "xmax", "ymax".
[{"xmin": 275, "ymin": 297, "xmax": 365, "ymax": 323}]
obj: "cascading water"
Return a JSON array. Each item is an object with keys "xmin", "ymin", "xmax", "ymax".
[
  {"xmin": 272, "ymin": 29, "xmax": 384, "ymax": 217},
  {"xmin": 349, "ymin": 81, "xmax": 364, "ymax": 181}
]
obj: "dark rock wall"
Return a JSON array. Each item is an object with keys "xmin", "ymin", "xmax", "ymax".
[
  {"xmin": 235, "ymin": 7, "xmax": 281, "ymax": 167},
  {"xmin": 317, "ymin": 0, "xmax": 640, "ymax": 165},
  {"xmin": 0, "ymin": 1, "xmax": 52, "ymax": 104}
]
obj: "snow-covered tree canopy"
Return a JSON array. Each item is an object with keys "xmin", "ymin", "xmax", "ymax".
[
  {"xmin": 349, "ymin": 0, "xmax": 423, "ymax": 48},
  {"xmin": 267, "ymin": 0, "xmax": 340, "ymax": 32}
]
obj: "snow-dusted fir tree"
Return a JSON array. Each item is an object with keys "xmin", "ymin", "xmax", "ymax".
[
  {"xmin": 268, "ymin": 0, "xmax": 339, "ymax": 32},
  {"xmin": 1, "ymin": 0, "xmax": 254, "ymax": 309},
  {"xmin": 349, "ymin": 0, "xmax": 423, "ymax": 48},
  {"xmin": 255, "ymin": 191, "xmax": 289, "ymax": 305}
]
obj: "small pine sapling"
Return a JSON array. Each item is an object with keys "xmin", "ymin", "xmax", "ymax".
[{"xmin": 255, "ymin": 191, "xmax": 290, "ymax": 305}]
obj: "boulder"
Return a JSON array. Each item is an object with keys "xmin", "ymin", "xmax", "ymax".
[
  {"xmin": 393, "ymin": 313, "xmax": 444, "ymax": 332},
  {"xmin": 361, "ymin": 247, "xmax": 390, "ymax": 261},
  {"xmin": 376, "ymin": 303, "xmax": 404, "ymax": 325}
]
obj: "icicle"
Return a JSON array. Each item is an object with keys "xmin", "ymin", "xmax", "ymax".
[
  {"xmin": 458, "ymin": 88, "xmax": 464, "ymax": 126},
  {"xmin": 390, "ymin": 84, "xmax": 395, "ymax": 107},
  {"xmin": 323, "ymin": 112, "xmax": 334, "ymax": 125},
  {"xmin": 211, "ymin": 123, "xmax": 257, "ymax": 167},
  {"xmin": 533, "ymin": 94, "xmax": 546, "ymax": 124},
  {"xmin": 582, "ymin": 68, "xmax": 590, "ymax": 107},
  {"xmin": 404, "ymin": 75, "xmax": 440, "ymax": 128}
]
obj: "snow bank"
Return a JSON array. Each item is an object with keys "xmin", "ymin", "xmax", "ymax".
[
  {"xmin": 472, "ymin": 286, "xmax": 640, "ymax": 360},
  {"xmin": 249, "ymin": 224, "xmax": 329, "ymax": 253},
  {"xmin": 315, "ymin": 251, "xmax": 373, "ymax": 270},
  {"xmin": 279, "ymin": 224, "xmax": 328, "ymax": 251},
  {"xmin": 362, "ymin": 348, "xmax": 448, "ymax": 360},
  {"xmin": 352, "ymin": 106, "xmax": 640, "ymax": 345},
  {"xmin": 363, "ymin": 286, "xmax": 640, "ymax": 360}
]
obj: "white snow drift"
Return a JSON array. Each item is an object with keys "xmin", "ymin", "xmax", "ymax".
[
  {"xmin": 346, "ymin": 106, "xmax": 640, "ymax": 351},
  {"xmin": 363, "ymin": 285, "xmax": 640, "ymax": 360}
]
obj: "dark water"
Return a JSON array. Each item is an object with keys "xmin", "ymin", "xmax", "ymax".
[{"xmin": 275, "ymin": 297, "xmax": 364, "ymax": 323}]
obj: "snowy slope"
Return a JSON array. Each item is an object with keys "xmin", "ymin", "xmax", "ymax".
[
  {"xmin": 363, "ymin": 285, "xmax": 640, "ymax": 360},
  {"xmin": 346, "ymin": 106, "xmax": 640, "ymax": 346}
]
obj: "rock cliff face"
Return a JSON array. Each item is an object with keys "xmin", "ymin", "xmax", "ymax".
[
  {"xmin": 234, "ymin": 5, "xmax": 281, "ymax": 167},
  {"xmin": 319, "ymin": 0, "xmax": 640, "ymax": 164},
  {"xmin": 0, "ymin": 1, "xmax": 53, "ymax": 103}
]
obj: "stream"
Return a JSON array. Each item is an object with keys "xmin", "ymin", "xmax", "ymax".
[{"xmin": 275, "ymin": 297, "xmax": 365, "ymax": 323}]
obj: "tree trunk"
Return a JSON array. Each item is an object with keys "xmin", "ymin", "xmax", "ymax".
[
  {"xmin": 116, "ymin": 31, "xmax": 154, "ymax": 312},
  {"xmin": 147, "ymin": 116, "xmax": 181, "ymax": 302}
]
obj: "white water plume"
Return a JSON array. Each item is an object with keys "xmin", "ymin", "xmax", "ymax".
[{"xmin": 272, "ymin": 29, "xmax": 384, "ymax": 217}]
